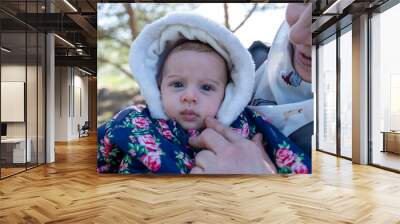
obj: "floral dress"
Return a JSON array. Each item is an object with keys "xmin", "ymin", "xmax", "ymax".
[{"xmin": 97, "ymin": 105, "xmax": 311, "ymax": 174}]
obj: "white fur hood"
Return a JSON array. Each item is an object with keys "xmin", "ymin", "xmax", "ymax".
[{"xmin": 129, "ymin": 12, "xmax": 255, "ymax": 126}]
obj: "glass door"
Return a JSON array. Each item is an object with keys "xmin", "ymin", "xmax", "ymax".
[
  {"xmin": 0, "ymin": 0, "xmax": 47, "ymax": 179},
  {"xmin": 1, "ymin": 30, "xmax": 28, "ymax": 178}
]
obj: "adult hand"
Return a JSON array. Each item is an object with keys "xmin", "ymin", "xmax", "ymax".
[{"xmin": 189, "ymin": 117, "xmax": 277, "ymax": 174}]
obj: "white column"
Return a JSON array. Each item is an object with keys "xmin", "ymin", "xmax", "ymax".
[
  {"xmin": 352, "ymin": 14, "xmax": 369, "ymax": 164},
  {"xmin": 46, "ymin": 33, "xmax": 55, "ymax": 163},
  {"xmin": 45, "ymin": 0, "xmax": 55, "ymax": 163}
]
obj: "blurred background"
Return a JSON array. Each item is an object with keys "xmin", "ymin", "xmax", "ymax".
[{"xmin": 97, "ymin": 3, "xmax": 287, "ymax": 125}]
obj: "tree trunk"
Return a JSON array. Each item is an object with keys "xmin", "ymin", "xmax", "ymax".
[
  {"xmin": 124, "ymin": 3, "xmax": 138, "ymax": 40},
  {"xmin": 224, "ymin": 3, "xmax": 231, "ymax": 31}
]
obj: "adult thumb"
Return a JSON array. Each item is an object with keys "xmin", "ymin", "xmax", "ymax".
[
  {"xmin": 252, "ymin": 133, "xmax": 277, "ymax": 174},
  {"xmin": 251, "ymin": 133, "xmax": 263, "ymax": 149}
]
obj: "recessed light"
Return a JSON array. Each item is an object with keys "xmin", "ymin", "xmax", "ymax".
[
  {"xmin": 78, "ymin": 67, "xmax": 92, "ymax": 76},
  {"xmin": 63, "ymin": 0, "xmax": 78, "ymax": 12},
  {"xmin": 54, "ymin": 34, "xmax": 75, "ymax": 48},
  {"xmin": 1, "ymin": 47, "xmax": 11, "ymax": 53}
]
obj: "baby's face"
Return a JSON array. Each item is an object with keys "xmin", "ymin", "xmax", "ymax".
[{"xmin": 160, "ymin": 50, "xmax": 227, "ymax": 130}]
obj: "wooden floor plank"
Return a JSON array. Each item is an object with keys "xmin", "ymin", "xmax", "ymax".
[{"xmin": 0, "ymin": 134, "xmax": 400, "ymax": 223}]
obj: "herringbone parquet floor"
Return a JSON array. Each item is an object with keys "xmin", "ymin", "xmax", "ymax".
[{"xmin": 1, "ymin": 134, "xmax": 400, "ymax": 223}]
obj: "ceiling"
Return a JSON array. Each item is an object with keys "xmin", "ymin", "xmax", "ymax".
[
  {"xmin": 1, "ymin": 0, "xmax": 395, "ymax": 75},
  {"xmin": 312, "ymin": 0, "xmax": 390, "ymax": 44},
  {"xmin": 0, "ymin": 0, "xmax": 98, "ymax": 75}
]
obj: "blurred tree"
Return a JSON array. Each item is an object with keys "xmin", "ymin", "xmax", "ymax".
[
  {"xmin": 223, "ymin": 3, "xmax": 285, "ymax": 33},
  {"xmin": 97, "ymin": 3, "xmax": 199, "ymax": 124},
  {"xmin": 98, "ymin": 3, "xmax": 199, "ymax": 84}
]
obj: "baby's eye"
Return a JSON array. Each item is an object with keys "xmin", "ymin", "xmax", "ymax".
[
  {"xmin": 170, "ymin": 81, "xmax": 183, "ymax": 88},
  {"xmin": 201, "ymin": 84, "xmax": 214, "ymax": 91}
]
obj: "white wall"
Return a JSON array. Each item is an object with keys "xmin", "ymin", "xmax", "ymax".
[
  {"xmin": 55, "ymin": 67, "xmax": 68, "ymax": 141},
  {"xmin": 54, "ymin": 67, "xmax": 89, "ymax": 141}
]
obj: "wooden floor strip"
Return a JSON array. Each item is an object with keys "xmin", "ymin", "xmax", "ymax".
[{"xmin": 0, "ymin": 135, "xmax": 400, "ymax": 223}]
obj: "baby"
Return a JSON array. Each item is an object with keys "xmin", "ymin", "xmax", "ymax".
[
  {"xmin": 97, "ymin": 13, "xmax": 311, "ymax": 174},
  {"xmin": 159, "ymin": 41, "xmax": 228, "ymax": 131}
]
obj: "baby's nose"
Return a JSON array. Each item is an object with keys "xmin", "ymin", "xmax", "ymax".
[{"xmin": 180, "ymin": 89, "xmax": 197, "ymax": 104}]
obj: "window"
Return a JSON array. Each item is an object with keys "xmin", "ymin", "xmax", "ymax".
[
  {"xmin": 339, "ymin": 27, "xmax": 352, "ymax": 158},
  {"xmin": 317, "ymin": 35, "xmax": 337, "ymax": 154},
  {"xmin": 370, "ymin": 2, "xmax": 400, "ymax": 171}
]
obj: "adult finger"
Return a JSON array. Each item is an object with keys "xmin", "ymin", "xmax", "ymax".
[
  {"xmin": 190, "ymin": 166, "xmax": 204, "ymax": 174},
  {"xmin": 251, "ymin": 133, "xmax": 264, "ymax": 149},
  {"xmin": 251, "ymin": 133, "xmax": 277, "ymax": 174},
  {"xmin": 189, "ymin": 128, "xmax": 230, "ymax": 155},
  {"xmin": 205, "ymin": 117, "xmax": 242, "ymax": 143},
  {"xmin": 195, "ymin": 150, "xmax": 217, "ymax": 172}
]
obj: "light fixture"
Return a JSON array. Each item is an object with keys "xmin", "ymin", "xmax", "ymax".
[
  {"xmin": 63, "ymin": 0, "xmax": 78, "ymax": 12},
  {"xmin": 1, "ymin": 47, "xmax": 11, "ymax": 53},
  {"xmin": 78, "ymin": 67, "xmax": 92, "ymax": 76},
  {"xmin": 322, "ymin": 0, "xmax": 355, "ymax": 15},
  {"xmin": 54, "ymin": 34, "xmax": 75, "ymax": 48}
]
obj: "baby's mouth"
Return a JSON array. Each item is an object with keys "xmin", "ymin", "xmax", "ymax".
[{"xmin": 180, "ymin": 110, "xmax": 198, "ymax": 121}]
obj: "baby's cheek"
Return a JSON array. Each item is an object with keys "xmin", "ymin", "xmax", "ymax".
[
  {"xmin": 162, "ymin": 98, "xmax": 174, "ymax": 118},
  {"xmin": 205, "ymin": 103, "xmax": 220, "ymax": 118}
]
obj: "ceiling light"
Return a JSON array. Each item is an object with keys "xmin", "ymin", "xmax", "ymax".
[
  {"xmin": 78, "ymin": 67, "xmax": 92, "ymax": 76},
  {"xmin": 1, "ymin": 47, "xmax": 11, "ymax": 53},
  {"xmin": 323, "ymin": 0, "xmax": 355, "ymax": 15},
  {"xmin": 63, "ymin": 0, "xmax": 78, "ymax": 12},
  {"xmin": 54, "ymin": 34, "xmax": 75, "ymax": 48}
]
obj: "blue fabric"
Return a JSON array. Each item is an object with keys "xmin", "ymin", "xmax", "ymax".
[{"xmin": 97, "ymin": 105, "xmax": 311, "ymax": 174}]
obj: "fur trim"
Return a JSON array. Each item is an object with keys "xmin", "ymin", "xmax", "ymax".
[{"xmin": 129, "ymin": 12, "xmax": 255, "ymax": 126}]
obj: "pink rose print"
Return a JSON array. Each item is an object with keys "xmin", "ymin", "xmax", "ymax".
[
  {"xmin": 129, "ymin": 135, "xmax": 138, "ymax": 144},
  {"xmin": 141, "ymin": 151, "xmax": 161, "ymax": 171},
  {"xmin": 276, "ymin": 148, "xmax": 296, "ymax": 168},
  {"xmin": 137, "ymin": 134, "xmax": 159, "ymax": 152},
  {"xmin": 132, "ymin": 117, "xmax": 149, "ymax": 129},
  {"xmin": 129, "ymin": 150, "xmax": 136, "ymax": 157},
  {"xmin": 158, "ymin": 119, "xmax": 169, "ymax": 130},
  {"xmin": 183, "ymin": 157, "xmax": 194, "ymax": 169},
  {"xmin": 188, "ymin": 129, "xmax": 200, "ymax": 138},
  {"xmin": 241, "ymin": 123, "xmax": 249, "ymax": 138},
  {"xmin": 162, "ymin": 130, "xmax": 174, "ymax": 140},
  {"xmin": 103, "ymin": 136, "xmax": 112, "ymax": 159},
  {"xmin": 291, "ymin": 162, "xmax": 309, "ymax": 174},
  {"xmin": 119, "ymin": 161, "xmax": 128, "ymax": 171},
  {"xmin": 97, "ymin": 164, "xmax": 110, "ymax": 172}
]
